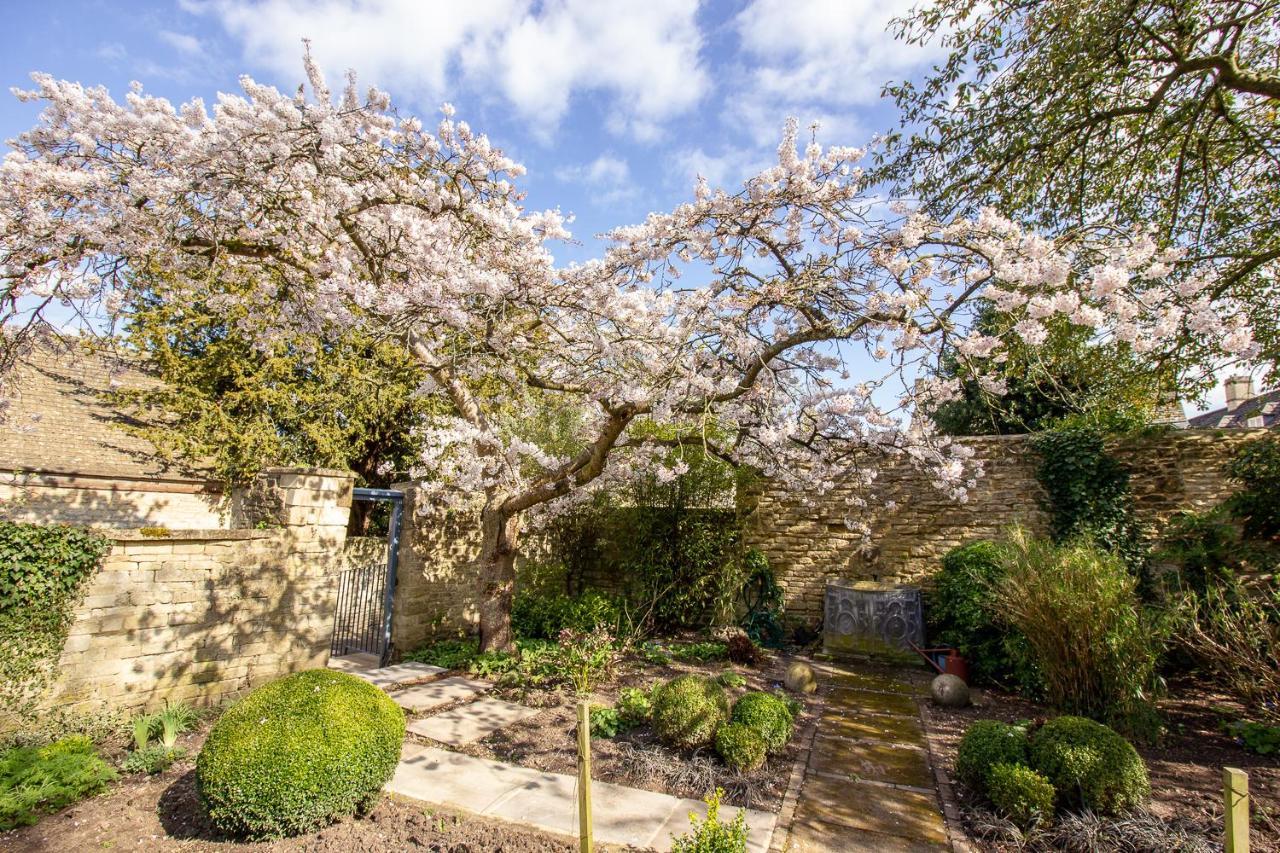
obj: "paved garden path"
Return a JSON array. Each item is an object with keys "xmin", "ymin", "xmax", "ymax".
[
  {"xmin": 328, "ymin": 653, "xmax": 776, "ymax": 851},
  {"xmin": 773, "ymin": 662, "xmax": 951, "ymax": 853}
]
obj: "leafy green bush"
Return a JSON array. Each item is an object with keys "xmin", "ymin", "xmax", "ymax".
[
  {"xmin": 716, "ymin": 672, "xmax": 747, "ymax": 689},
  {"xmin": 511, "ymin": 590, "xmax": 627, "ymax": 640},
  {"xmin": 993, "ymin": 528, "xmax": 1164, "ymax": 734},
  {"xmin": 651, "ymin": 676, "xmax": 730, "ymax": 749},
  {"xmin": 955, "ymin": 720, "xmax": 1029, "ymax": 794},
  {"xmin": 1028, "ymin": 716, "xmax": 1149, "ymax": 815},
  {"xmin": 1227, "ymin": 434, "xmax": 1280, "ymax": 539},
  {"xmin": 122, "ymin": 745, "xmax": 183, "ymax": 775},
  {"xmin": 928, "ymin": 541, "xmax": 1038, "ymax": 690},
  {"xmin": 670, "ymin": 788, "xmax": 748, "ymax": 853},
  {"xmin": 738, "ymin": 549, "xmax": 785, "ymax": 648},
  {"xmin": 196, "ymin": 669, "xmax": 404, "ymax": 838},
  {"xmin": 0, "ymin": 523, "xmax": 110, "ymax": 717},
  {"xmin": 671, "ymin": 641, "xmax": 728, "ymax": 663},
  {"xmin": 715, "ymin": 723, "xmax": 767, "ymax": 772},
  {"xmin": 1154, "ymin": 510, "xmax": 1243, "ymax": 595},
  {"xmin": 1224, "ymin": 719, "xmax": 1280, "ymax": 756},
  {"xmin": 589, "ymin": 706, "xmax": 622, "ymax": 739},
  {"xmin": 616, "ymin": 687, "xmax": 653, "ymax": 727},
  {"xmin": 730, "ymin": 691, "xmax": 794, "ymax": 754},
  {"xmin": 987, "ymin": 762, "xmax": 1055, "ymax": 828},
  {"xmin": 0, "ymin": 735, "xmax": 116, "ymax": 830},
  {"xmin": 402, "ymin": 638, "xmax": 480, "ymax": 670}
]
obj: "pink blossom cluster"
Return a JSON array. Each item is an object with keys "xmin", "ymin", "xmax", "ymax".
[{"xmin": 0, "ymin": 60, "xmax": 1254, "ymax": 535}]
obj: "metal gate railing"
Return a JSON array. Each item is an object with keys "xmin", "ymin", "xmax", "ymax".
[{"xmin": 330, "ymin": 487, "xmax": 403, "ymax": 665}]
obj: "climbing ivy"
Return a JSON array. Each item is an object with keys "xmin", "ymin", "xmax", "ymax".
[
  {"xmin": 0, "ymin": 523, "xmax": 111, "ymax": 719},
  {"xmin": 1030, "ymin": 426, "xmax": 1149, "ymax": 575}
]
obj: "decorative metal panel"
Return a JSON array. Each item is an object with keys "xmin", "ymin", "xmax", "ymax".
[{"xmin": 823, "ymin": 580, "xmax": 924, "ymax": 661}]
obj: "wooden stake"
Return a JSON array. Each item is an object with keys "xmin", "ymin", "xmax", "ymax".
[
  {"xmin": 577, "ymin": 699, "xmax": 593, "ymax": 853},
  {"xmin": 1224, "ymin": 766, "xmax": 1250, "ymax": 853}
]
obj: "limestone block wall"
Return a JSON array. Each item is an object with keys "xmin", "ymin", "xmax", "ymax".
[
  {"xmin": 47, "ymin": 467, "xmax": 354, "ymax": 714},
  {"xmin": 0, "ymin": 471, "xmax": 228, "ymax": 529},
  {"xmin": 742, "ymin": 428, "xmax": 1272, "ymax": 627}
]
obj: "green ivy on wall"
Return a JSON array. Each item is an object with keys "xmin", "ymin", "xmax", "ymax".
[
  {"xmin": 0, "ymin": 523, "xmax": 111, "ymax": 720},
  {"xmin": 1029, "ymin": 425, "xmax": 1150, "ymax": 575}
]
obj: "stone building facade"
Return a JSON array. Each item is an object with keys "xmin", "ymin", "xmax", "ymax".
[{"xmin": 742, "ymin": 428, "xmax": 1271, "ymax": 626}]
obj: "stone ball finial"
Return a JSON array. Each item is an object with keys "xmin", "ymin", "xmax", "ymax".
[
  {"xmin": 930, "ymin": 673, "xmax": 970, "ymax": 708},
  {"xmin": 784, "ymin": 661, "xmax": 817, "ymax": 694}
]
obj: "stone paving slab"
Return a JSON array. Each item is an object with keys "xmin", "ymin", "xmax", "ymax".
[
  {"xmin": 809, "ymin": 737, "xmax": 933, "ymax": 789},
  {"xmin": 793, "ymin": 775, "xmax": 948, "ymax": 846},
  {"xmin": 327, "ymin": 653, "xmax": 381, "ymax": 672},
  {"xmin": 407, "ymin": 697, "xmax": 540, "ymax": 744},
  {"xmin": 344, "ymin": 661, "xmax": 448, "ymax": 688},
  {"xmin": 389, "ymin": 675, "xmax": 490, "ymax": 712},
  {"xmin": 820, "ymin": 669, "xmax": 924, "ymax": 696},
  {"xmin": 388, "ymin": 744, "xmax": 775, "ymax": 851},
  {"xmin": 784, "ymin": 816, "xmax": 946, "ymax": 852},
  {"xmin": 826, "ymin": 687, "xmax": 920, "ymax": 718},
  {"xmin": 820, "ymin": 709, "xmax": 926, "ymax": 744}
]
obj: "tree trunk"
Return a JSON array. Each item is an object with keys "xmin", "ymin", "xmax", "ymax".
[{"xmin": 477, "ymin": 504, "xmax": 521, "ymax": 653}]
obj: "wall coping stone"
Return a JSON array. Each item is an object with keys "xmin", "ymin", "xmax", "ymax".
[
  {"xmin": 104, "ymin": 528, "xmax": 275, "ymax": 542},
  {"xmin": 261, "ymin": 465, "xmax": 353, "ymax": 478}
]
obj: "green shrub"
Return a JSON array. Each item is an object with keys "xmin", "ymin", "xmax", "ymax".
[
  {"xmin": 716, "ymin": 671, "xmax": 747, "ymax": 689},
  {"xmin": 511, "ymin": 590, "xmax": 626, "ymax": 640},
  {"xmin": 671, "ymin": 641, "xmax": 728, "ymax": 663},
  {"xmin": 730, "ymin": 691, "xmax": 794, "ymax": 754},
  {"xmin": 122, "ymin": 745, "xmax": 183, "ymax": 775},
  {"xmin": 670, "ymin": 787, "xmax": 748, "ymax": 853},
  {"xmin": 0, "ymin": 735, "xmax": 116, "ymax": 830},
  {"xmin": 715, "ymin": 723, "xmax": 767, "ymax": 772},
  {"xmin": 987, "ymin": 762, "xmax": 1055, "ymax": 828},
  {"xmin": 589, "ymin": 706, "xmax": 622, "ymax": 739},
  {"xmin": 1227, "ymin": 434, "xmax": 1280, "ymax": 539},
  {"xmin": 1224, "ymin": 719, "xmax": 1280, "ymax": 756},
  {"xmin": 993, "ymin": 528, "xmax": 1164, "ymax": 734},
  {"xmin": 196, "ymin": 669, "xmax": 404, "ymax": 838},
  {"xmin": 955, "ymin": 720, "xmax": 1029, "ymax": 794},
  {"xmin": 1028, "ymin": 716, "xmax": 1149, "ymax": 815},
  {"xmin": 651, "ymin": 676, "xmax": 731, "ymax": 749},
  {"xmin": 928, "ymin": 541, "xmax": 1039, "ymax": 690},
  {"xmin": 403, "ymin": 638, "xmax": 479, "ymax": 670},
  {"xmin": 616, "ymin": 687, "xmax": 653, "ymax": 727}
]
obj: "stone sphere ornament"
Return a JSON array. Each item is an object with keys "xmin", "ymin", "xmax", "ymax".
[
  {"xmin": 784, "ymin": 661, "xmax": 817, "ymax": 694},
  {"xmin": 930, "ymin": 673, "xmax": 971, "ymax": 708}
]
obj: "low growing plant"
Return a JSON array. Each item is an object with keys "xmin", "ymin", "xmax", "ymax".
[
  {"xmin": 671, "ymin": 641, "xmax": 728, "ymax": 663},
  {"xmin": 402, "ymin": 638, "xmax": 480, "ymax": 670},
  {"xmin": 670, "ymin": 787, "xmax": 748, "ymax": 853},
  {"xmin": 589, "ymin": 706, "xmax": 623, "ymax": 739},
  {"xmin": 122, "ymin": 744, "xmax": 184, "ymax": 775},
  {"xmin": 716, "ymin": 671, "xmax": 747, "ymax": 689},
  {"xmin": 0, "ymin": 735, "xmax": 116, "ymax": 830},
  {"xmin": 1223, "ymin": 719, "xmax": 1280, "ymax": 756},
  {"xmin": 725, "ymin": 634, "xmax": 762, "ymax": 666},
  {"xmin": 616, "ymin": 687, "xmax": 653, "ymax": 727},
  {"xmin": 155, "ymin": 701, "xmax": 198, "ymax": 749}
]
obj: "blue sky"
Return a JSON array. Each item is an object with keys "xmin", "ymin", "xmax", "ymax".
[
  {"xmin": 0, "ymin": 0, "xmax": 939, "ymax": 267},
  {"xmin": 0, "ymin": 0, "xmax": 1234, "ymax": 411}
]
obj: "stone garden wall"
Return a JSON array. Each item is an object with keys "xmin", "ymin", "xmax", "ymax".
[
  {"xmin": 47, "ymin": 468, "xmax": 354, "ymax": 715},
  {"xmin": 742, "ymin": 428, "xmax": 1272, "ymax": 626}
]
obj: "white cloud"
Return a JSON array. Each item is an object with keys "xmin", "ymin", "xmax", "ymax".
[
  {"xmin": 555, "ymin": 153, "xmax": 638, "ymax": 203},
  {"xmin": 671, "ymin": 145, "xmax": 768, "ymax": 190},
  {"xmin": 159, "ymin": 31, "xmax": 204, "ymax": 56},
  {"xmin": 95, "ymin": 42, "xmax": 128, "ymax": 62},
  {"xmin": 727, "ymin": 0, "xmax": 942, "ymax": 145},
  {"xmin": 186, "ymin": 0, "xmax": 707, "ymax": 141}
]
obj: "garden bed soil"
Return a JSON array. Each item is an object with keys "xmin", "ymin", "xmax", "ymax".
[
  {"xmin": 0, "ymin": 728, "xmax": 578, "ymax": 853},
  {"xmin": 431, "ymin": 651, "xmax": 819, "ymax": 813},
  {"xmin": 924, "ymin": 678, "xmax": 1280, "ymax": 852}
]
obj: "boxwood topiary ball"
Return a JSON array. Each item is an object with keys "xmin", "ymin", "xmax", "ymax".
[
  {"xmin": 715, "ymin": 722, "xmax": 768, "ymax": 772},
  {"xmin": 730, "ymin": 691, "xmax": 795, "ymax": 753},
  {"xmin": 987, "ymin": 761, "xmax": 1056, "ymax": 828},
  {"xmin": 1028, "ymin": 715, "xmax": 1149, "ymax": 815},
  {"xmin": 196, "ymin": 669, "xmax": 405, "ymax": 839},
  {"xmin": 650, "ymin": 675, "xmax": 731, "ymax": 749},
  {"xmin": 955, "ymin": 720, "xmax": 1029, "ymax": 795}
]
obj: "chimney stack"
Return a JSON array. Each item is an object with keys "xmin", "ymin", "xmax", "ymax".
[{"xmin": 1224, "ymin": 375, "xmax": 1255, "ymax": 411}]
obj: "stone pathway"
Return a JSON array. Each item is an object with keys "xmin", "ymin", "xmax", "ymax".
[
  {"xmin": 328, "ymin": 654, "xmax": 776, "ymax": 851},
  {"xmin": 775, "ymin": 663, "xmax": 951, "ymax": 852}
]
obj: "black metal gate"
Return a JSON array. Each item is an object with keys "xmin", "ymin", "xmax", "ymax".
[{"xmin": 330, "ymin": 487, "xmax": 403, "ymax": 665}]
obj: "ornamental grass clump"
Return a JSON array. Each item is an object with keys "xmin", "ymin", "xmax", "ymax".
[
  {"xmin": 651, "ymin": 675, "xmax": 730, "ymax": 750},
  {"xmin": 196, "ymin": 669, "xmax": 404, "ymax": 839},
  {"xmin": 729, "ymin": 691, "xmax": 794, "ymax": 754}
]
